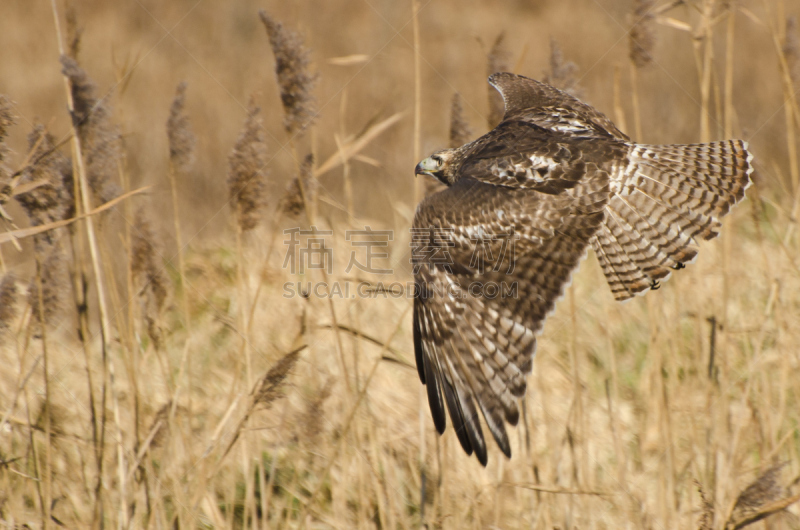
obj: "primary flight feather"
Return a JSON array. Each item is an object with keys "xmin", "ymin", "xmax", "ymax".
[{"xmin": 412, "ymin": 72, "xmax": 752, "ymax": 466}]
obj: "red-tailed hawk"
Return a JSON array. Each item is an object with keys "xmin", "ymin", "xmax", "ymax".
[{"xmin": 412, "ymin": 72, "xmax": 752, "ymax": 466}]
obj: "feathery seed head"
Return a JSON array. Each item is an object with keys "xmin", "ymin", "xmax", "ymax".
[
  {"xmin": 16, "ymin": 125, "xmax": 73, "ymax": 250},
  {"xmin": 449, "ymin": 93, "xmax": 472, "ymax": 149},
  {"xmin": 228, "ymin": 99, "xmax": 268, "ymax": 232},
  {"xmin": 629, "ymin": 0, "xmax": 657, "ymax": 69},
  {"xmin": 785, "ymin": 16, "xmax": 800, "ymax": 90},
  {"xmin": 543, "ymin": 37, "xmax": 584, "ymax": 98},
  {"xmin": 419, "ymin": 93, "xmax": 473, "ymax": 196},
  {"xmin": 65, "ymin": 5, "xmax": 83, "ymax": 60},
  {"xmin": 0, "ymin": 95, "xmax": 15, "ymax": 183},
  {"xmin": 147, "ymin": 402, "xmax": 185, "ymax": 448},
  {"xmin": 0, "ymin": 273, "xmax": 18, "ymax": 336},
  {"xmin": 729, "ymin": 463, "xmax": 787, "ymax": 524},
  {"xmin": 60, "ymin": 56, "xmax": 94, "ymax": 131},
  {"xmin": 0, "ymin": 96, "xmax": 13, "ymax": 139},
  {"xmin": 259, "ymin": 10, "xmax": 318, "ymax": 136},
  {"xmin": 131, "ymin": 208, "xmax": 169, "ymax": 314},
  {"xmin": 28, "ymin": 243, "xmax": 68, "ymax": 330},
  {"xmin": 487, "ymin": 32, "xmax": 511, "ymax": 127},
  {"xmin": 282, "ymin": 154, "xmax": 316, "ymax": 218},
  {"xmin": 60, "ymin": 55, "xmax": 121, "ymax": 205},
  {"xmin": 695, "ymin": 481, "xmax": 714, "ymax": 530},
  {"xmin": 35, "ymin": 399, "xmax": 66, "ymax": 439},
  {"xmin": 167, "ymin": 81, "xmax": 196, "ymax": 172},
  {"xmin": 252, "ymin": 348, "xmax": 301, "ymax": 409},
  {"xmin": 301, "ymin": 379, "xmax": 332, "ymax": 444}
]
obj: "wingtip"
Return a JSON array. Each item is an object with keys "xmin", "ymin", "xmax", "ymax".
[
  {"xmin": 422, "ymin": 349, "xmax": 447, "ymax": 434},
  {"xmin": 487, "ymin": 71, "xmax": 516, "ymax": 87},
  {"xmin": 742, "ymin": 139, "xmax": 755, "ymax": 192},
  {"xmin": 475, "ymin": 445, "xmax": 489, "ymax": 467}
]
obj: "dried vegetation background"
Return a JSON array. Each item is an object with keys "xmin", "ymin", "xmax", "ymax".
[{"xmin": 1, "ymin": 0, "xmax": 800, "ymax": 528}]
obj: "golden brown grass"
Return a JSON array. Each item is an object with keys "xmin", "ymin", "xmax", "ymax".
[{"xmin": 1, "ymin": 1, "xmax": 800, "ymax": 528}]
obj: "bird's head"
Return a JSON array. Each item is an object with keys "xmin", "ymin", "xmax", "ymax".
[{"xmin": 415, "ymin": 148, "xmax": 459, "ymax": 186}]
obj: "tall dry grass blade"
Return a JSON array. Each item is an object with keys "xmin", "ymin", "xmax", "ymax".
[
  {"xmin": 612, "ymin": 65, "xmax": 629, "ymax": 136},
  {"xmin": 49, "ymin": 5, "xmax": 102, "ymax": 526},
  {"xmin": 0, "ymin": 186, "xmax": 149, "ymax": 246},
  {"xmin": 334, "ymin": 132, "xmax": 354, "ymax": 218},
  {"xmin": 165, "ymin": 80, "xmax": 196, "ymax": 425},
  {"xmin": 217, "ymin": 346, "xmax": 305, "ymax": 464},
  {"xmin": 505, "ymin": 483, "xmax": 610, "ymax": 496},
  {"xmin": 57, "ymin": 30, "xmax": 126, "ymax": 527},
  {"xmin": 258, "ymin": 10, "xmax": 318, "ymax": 137},
  {"xmin": 412, "ymin": 0, "xmax": 423, "ymax": 204},
  {"xmin": 698, "ymin": 1, "xmax": 714, "ymax": 143},
  {"xmin": 123, "ymin": 403, "xmax": 182, "ymax": 484},
  {"xmin": 629, "ymin": 0, "xmax": 656, "ymax": 142},
  {"xmin": 784, "ymin": 16, "xmax": 800, "ymax": 90},
  {"xmin": 297, "ymin": 304, "xmax": 411, "ymax": 529},
  {"xmin": 411, "ymin": 8, "xmax": 426, "ymax": 502},
  {"xmin": 336, "ymin": 88, "xmax": 355, "ymax": 217},
  {"xmin": 487, "ymin": 32, "xmax": 510, "ymax": 128},
  {"xmin": 228, "ymin": 97, "xmax": 269, "ymax": 410},
  {"xmin": 327, "ymin": 54, "xmax": 369, "ymax": 66},
  {"xmin": 314, "ymin": 111, "xmax": 404, "ymax": 177},
  {"xmin": 31, "ymin": 255, "xmax": 54, "ymax": 529},
  {"xmin": 319, "ymin": 323, "xmax": 415, "ymax": 369},
  {"xmin": 783, "ymin": 16, "xmax": 800, "ymax": 213},
  {"xmin": 228, "ymin": 98, "xmax": 268, "ymax": 232},
  {"xmin": 629, "ymin": 60, "xmax": 643, "ymax": 142},
  {"xmin": 721, "ymin": 7, "xmax": 736, "ymax": 325}
]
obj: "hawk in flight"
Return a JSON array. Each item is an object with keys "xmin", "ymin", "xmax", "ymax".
[{"xmin": 412, "ymin": 73, "xmax": 752, "ymax": 466}]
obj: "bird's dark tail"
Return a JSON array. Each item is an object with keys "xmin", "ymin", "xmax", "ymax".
[{"xmin": 591, "ymin": 140, "xmax": 753, "ymax": 301}]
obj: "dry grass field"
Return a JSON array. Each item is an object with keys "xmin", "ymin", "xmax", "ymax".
[{"xmin": 2, "ymin": 0, "xmax": 800, "ymax": 528}]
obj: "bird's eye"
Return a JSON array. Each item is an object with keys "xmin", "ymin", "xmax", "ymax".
[{"xmin": 432, "ymin": 155, "xmax": 443, "ymax": 167}]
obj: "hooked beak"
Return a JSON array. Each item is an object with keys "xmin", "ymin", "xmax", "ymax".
[{"xmin": 415, "ymin": 156, "xmax": 438, "ymax": 178}]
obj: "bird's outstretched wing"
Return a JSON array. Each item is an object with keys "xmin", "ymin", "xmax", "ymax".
[
  {"xmin": 412, "ymin": 176, "xmax": 608, "ymax": 465},
  {"xmin": 457, "ymin": 74, "xmax": 628, "ymax": 191},
  {"xmin": 489, "ymin": 72, "xmax": 629, "ymax": 141}
]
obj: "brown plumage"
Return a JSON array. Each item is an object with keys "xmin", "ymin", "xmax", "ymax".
[{"xmin": 413, "ymin": 73, "xmax": 752, "ymax": 465}]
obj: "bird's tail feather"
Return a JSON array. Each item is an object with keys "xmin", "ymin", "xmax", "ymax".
[{"xmin": 592, "ymin": 140, "xmax": 753, "ymax": 301}]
